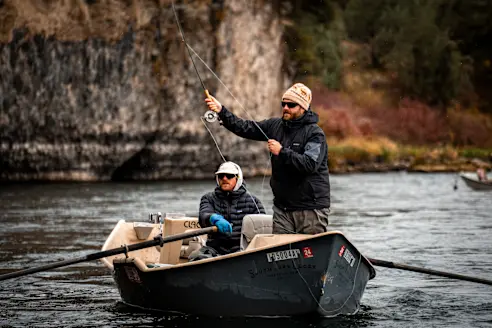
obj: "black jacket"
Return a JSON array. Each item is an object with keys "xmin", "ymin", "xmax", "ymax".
[
  {"xmin": 218, "ymin": 106, "xmax": 330, "ymax": 211},
  {"xmin": 199, "ymin": 184, "xmax": 265, "ymax": 254}
]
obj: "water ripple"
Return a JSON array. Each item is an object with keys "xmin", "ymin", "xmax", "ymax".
[{"xmin": 0, "ymin": 173, "xmax": 491, "ymax": 327}]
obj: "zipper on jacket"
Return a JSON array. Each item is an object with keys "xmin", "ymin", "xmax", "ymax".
[{"xmin": 227, "ymin": 193, "xmax": 231, "ymax": 222}]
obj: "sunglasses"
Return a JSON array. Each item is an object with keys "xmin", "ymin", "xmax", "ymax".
[
  {"xmin": 217, "ymin": 173, "xmax": 236, "ymax": 180},
  {"xmin": 281, "ymin": 101, "xmax": 298, "ymax": 109}
]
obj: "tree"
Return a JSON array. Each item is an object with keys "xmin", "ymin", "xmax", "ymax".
[
  {"xmin": 282, "ymin": 0, "xmax": 345, "ymax": 89},
  {"xmin": 344, "ymin": 0, "xmax": 474, "ymax": 107}
]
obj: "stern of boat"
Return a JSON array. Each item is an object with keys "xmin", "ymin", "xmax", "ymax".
[{"xmin": 317, "ymin": 234, "xmax": 376, "ymax": 316}]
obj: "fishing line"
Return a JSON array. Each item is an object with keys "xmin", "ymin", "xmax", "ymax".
[
  {"xmin": 186, "ymin": 43, "xmax": 273, "ymax": 201},
  {"xmin": 171, "ymin": 1, "xmax": 266, "ymax": 214},
  {"xmin": 200, "ymin": 117, "xmax": 226, "ymax": 162},
  {"xmin": 186, "ymin": 44, "xmax": 270, "ymax": 141},
  {"xmin": 171, "ymin": 2, "xmax": 208, "ymax": 94}
]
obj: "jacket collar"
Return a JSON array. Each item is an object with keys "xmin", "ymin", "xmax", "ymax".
[
  {"xmin": 282, "ymin": 109, "xmax": 319, "ymax": 129},
  {"xmin": 214, "ymin": 184, "xmax": 247, "ymax": 199}
]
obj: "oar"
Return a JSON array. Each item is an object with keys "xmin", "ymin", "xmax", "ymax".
[
  {"xmin": 0, "ymin": 226, "xmax": 217, "ymax": 282},
  {"xmin": 369, "ymin": 258, "xmax": 492, "ymax": 286}
]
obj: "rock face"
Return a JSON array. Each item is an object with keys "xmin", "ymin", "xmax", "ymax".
[{"xmin": 0, "ymin": 0, "xmax": 286, "ymax": 181}]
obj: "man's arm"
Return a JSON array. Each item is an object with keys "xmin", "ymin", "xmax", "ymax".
[
  {"xmin": 278, "ymin": 129, "xmax": 327, "ymax": 174},
  {"xmin": 218, "ymin": 106, "xmax": 272, "ymax": 141},
  {"xmin": 198, "ymin": 193, "xmax": 216, "ymax": 227}
]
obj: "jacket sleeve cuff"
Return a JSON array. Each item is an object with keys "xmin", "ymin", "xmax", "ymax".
[
  {"xmin": 278, "ymin": 147, "xmax": 290, "ymax": 161},
  {"xmin": 218, "ymin": 106, "xmax": 230, "ymax": 120}
]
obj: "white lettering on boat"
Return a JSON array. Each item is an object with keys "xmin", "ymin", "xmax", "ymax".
[
  {"xmin": 266, "ymin": 249, "xmax": 301, "ymax": 262},
  {"xmin": 342, "ymin": 248, "xmax": 356, "ymax": 267},
  {"xmin": 303, "ymin": 246, "xmax": 314, "ymax": 258},
  {"xmin": 338, "ymin": 245, "xmax": 356, "ymax": 267}
]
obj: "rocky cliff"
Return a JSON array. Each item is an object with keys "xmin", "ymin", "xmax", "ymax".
[{"xmin": 0, "ymin": 0, "xmax": 286, "ymax": 181}]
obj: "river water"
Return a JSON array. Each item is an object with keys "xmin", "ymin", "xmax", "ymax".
[{"xmin": 0, "ymin": 172, "xmax": 491, "ymax": 327}]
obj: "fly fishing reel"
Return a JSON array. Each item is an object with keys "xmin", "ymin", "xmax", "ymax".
[{"xmin": 203, "ymin": 110, "xmax": 218, "ymax": 123}]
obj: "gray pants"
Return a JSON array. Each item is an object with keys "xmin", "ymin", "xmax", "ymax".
[{"xmin": 272, "ymin": 205, "xmax": 330, "ymax": 234}]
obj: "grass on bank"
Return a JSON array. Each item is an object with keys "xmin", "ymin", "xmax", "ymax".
[{"xmin": 327, "ymin": 136, "xmax": 492, "ymax": 171}]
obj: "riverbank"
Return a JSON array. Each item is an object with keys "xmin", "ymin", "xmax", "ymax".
[{"xmin": 327, "ymin": 137, "xmax": 492, "ymax": 174}]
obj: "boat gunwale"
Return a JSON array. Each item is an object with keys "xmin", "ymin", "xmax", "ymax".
[
  {"xmin": 101, "ymin": 220, "xmax": 128, "ymax": 270},
  {"xmin": 460, "ymin": 172, "xmax": 492, "ymax": 190},
  {"xmin": 108, "ymin": 222, "xmax": 376, "ymax": 279}
]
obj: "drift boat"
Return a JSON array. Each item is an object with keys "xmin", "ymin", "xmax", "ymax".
[
  {"xmin": 101, "ymin": 214, "xmax": 376, "ymax": 317},
  {"xmin": 460, "ymin": 172, "xmax": 492, "ymax": 191}
]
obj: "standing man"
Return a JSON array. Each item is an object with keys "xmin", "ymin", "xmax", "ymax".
[{"xmin": 204, "ymin": 83, "xmax": 330, "ymax": 234}]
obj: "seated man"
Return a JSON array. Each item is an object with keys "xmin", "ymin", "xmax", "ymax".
[
  {"xmin": 191, "ymin": 161, "xmax": 266, "ymax": 260},
  {"xmin": 477, "ymin": 167, "xmax": 488, "ymax": 181}
]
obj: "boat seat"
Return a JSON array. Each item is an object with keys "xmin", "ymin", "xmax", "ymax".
[
  {"xmin": 240, "ymin": 214, "xmax": 273, "ymax": 251},
  {"xmin": 245, "ymin": 233, "xmax": 310, "ymax": 250},
  {"xmin": 180, "ymin": 232, "xmax": 206, "ymax": 259},
  {"xmin": 159, "ymin": 216, "xmax": 205, "ymax": 264}
]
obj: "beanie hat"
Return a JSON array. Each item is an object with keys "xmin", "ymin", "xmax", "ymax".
[
  {"xmin": 215, "ymin": 161, "xmax": 243, "ymax": 191},
  {"xmin": 282, "ymin": 83, "xmax": 312, "ymax": 110}
]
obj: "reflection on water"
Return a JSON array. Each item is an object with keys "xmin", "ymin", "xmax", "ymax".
[{"xmin": 0, "ymin": 172, "xmax": 491, "ymax": 327}]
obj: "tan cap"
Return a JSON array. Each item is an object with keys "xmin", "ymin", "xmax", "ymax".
[{"xmin": 282, "ymin": 83, "xmax": 312, "ymax": 110}]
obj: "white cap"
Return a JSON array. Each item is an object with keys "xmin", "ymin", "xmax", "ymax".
[
  {"xmin": 215, "ymin": 161, "xmax": 243, "ymax": 191},
  {"xmin": 215, "ymin": 162, "xmax": 240, "ymax": 175}
]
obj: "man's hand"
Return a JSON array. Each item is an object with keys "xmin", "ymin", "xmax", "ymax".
[
  {"xmin": 268, "ymin": 139, "xmax": 282, "ymax": 156},
  {"xmin": 210, "ymin": 213, "xmax": 232, "ymax": 234},
  {"xmin": 205, "ymin": 95, "xmax": 222, "ymax": 113}
]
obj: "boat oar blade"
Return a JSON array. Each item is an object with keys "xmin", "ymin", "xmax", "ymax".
[
  {"xmin": 369, "ymin": 258, "xmax": 492, "ymax": 286},
  {"xmin": 0, "ymin": 226, "xmax": 217, "ymax": 282}
]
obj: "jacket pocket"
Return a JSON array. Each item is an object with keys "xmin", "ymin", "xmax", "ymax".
[{"xmin": 309, "ymin": 178, "xmax": 329, "ymax": 200}]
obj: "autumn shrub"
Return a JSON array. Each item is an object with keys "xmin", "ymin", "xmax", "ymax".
[
  {"xmin": 368, "ymin": 98, "xmax": 449, "ymax": 145},
  {"xmin": 341, "ymin": 67, "xmax": 395, "ymax": 110},
  {"xmin": 399, "ymin": 145, "xmax": 459, "ymax": 165},
  {"xmin": 318, "ymin": 108, "xmax": 360, "ymax": 139},
  {"xmin": 314, "ymin": 77, "xmax": 452, "ymax": 145},
  {"xmin": 314, "ymin": 82, "xmax": 377, "ymax": 139},
  {"xmin": 313, "ymin": 72, "xmax": 492, "ymax": 153},
  {"xmin": 398, "ymin": 145, "xmax": 425, "ymax": 163},
  {"xmin": 311, "ymin": 81, "xmax": 352, "ymax": 109},
  {"xmin": 328, "ymin": 136, "xmax": 398, "ymax": 164},
  {"xmin": 447, "ymin": 108, "xmax": 492, "ymax": 147}
]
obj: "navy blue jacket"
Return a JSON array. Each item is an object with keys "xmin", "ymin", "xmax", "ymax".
[
  {"xmin": 199, "ymin": 184, "xmax": 265, "ymax": 254},
  {"xmin": 218, "ymin": 107, "xmax": 330, "ymax": 211}
]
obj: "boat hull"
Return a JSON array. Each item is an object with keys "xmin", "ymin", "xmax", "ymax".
[
  {"xmin": 111, "ymin": 233, "xmax": 375, "ymax": 317},
  {"xmin": 460, "ymin": 173, "xmax": 492, "ymax": 191}
]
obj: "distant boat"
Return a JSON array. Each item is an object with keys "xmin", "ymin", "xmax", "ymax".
[
  {"xmin": 101, "ymin": 215, "xmax": 376, "ymax": 317},
  {"xmin": 459, "ymin": 172, "xmax": 492, "ymax": 191}
]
